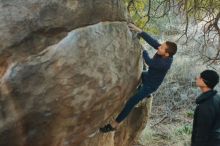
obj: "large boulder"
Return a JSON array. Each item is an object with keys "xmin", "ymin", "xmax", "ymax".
[
  {"xmin": 0, "ymin": 0, "xmax": 152, "ymax": 146},
  {"xmin": 0, "ymin": 0, "xmax": 127, "ymax": 51}
]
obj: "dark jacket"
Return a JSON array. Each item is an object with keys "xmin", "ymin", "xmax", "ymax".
[
  {"xmin": 191, "ymin": 90, "xmax": 220, "ymax": 146},
  {"xmin": 138, "ymin": 32, "xmax": 173, "ymax": 90}
]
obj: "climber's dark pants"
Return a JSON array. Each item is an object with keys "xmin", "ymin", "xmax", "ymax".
[{"xmin": 115, "ymin": 72, "xmax": 156, "ymax": 123}]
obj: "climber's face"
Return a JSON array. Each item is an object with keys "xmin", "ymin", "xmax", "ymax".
[{"xmin": 157, "ymin": 42, "xmax": 169, "ymax": 57}]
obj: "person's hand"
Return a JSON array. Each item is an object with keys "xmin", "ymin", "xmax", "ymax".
[{"xmin": 128, "ymin": 23, "xmax": 142, "ymax": 33}]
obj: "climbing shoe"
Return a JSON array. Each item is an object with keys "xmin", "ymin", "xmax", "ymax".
[{"xmin": 99, "ymin": 124, "xmax": 116, "ymax": 133}]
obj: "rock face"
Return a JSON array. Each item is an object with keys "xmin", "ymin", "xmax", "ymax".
[
  {"xmin": 82, "ymin": 97, "xmax": 153, "ymax": 146},
  {"xmin": 0, "ymin": 0, "xmax": 127, "ymax": 51},
  {"xmin": 0, "ymin": 0, "xmax": 151, "ymax": 146},
  {"xmin": 114, "ymin": 97, "xmax": 153, "ymax": 146}
]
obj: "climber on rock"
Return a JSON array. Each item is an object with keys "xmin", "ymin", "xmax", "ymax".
[{"xmin": 99, "ymin": 23, "xmax": 177, "ymax": 133}]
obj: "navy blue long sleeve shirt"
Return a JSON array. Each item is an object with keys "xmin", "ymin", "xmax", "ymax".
[{"xmin": 138, "ymin": 32, "xmax": 173, "ymax": 90}]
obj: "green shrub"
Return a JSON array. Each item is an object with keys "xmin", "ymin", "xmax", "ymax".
[
  {"xmin": 186, "ymin": 110, "xmax": 194, "ymax": 118},
  {"xmin": 176, "ymin": 124, "xmax": 192, "ymax": 136}
]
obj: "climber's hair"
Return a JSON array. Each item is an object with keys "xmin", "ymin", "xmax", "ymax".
[{"xmin": 165, "ymin": 41, "xmax": 177, "ymax": 57}]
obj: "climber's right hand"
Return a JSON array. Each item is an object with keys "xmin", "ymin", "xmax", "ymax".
[{"xmin": 128, "ymin": 23, "xmax": 142, "ymax": 33}]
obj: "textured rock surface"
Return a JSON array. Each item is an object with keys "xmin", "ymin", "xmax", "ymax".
[
  {"xmin": 0, "ymin": 0, "xmax": 127, "ymax": 79},
  {"xmin": 82, "ymin": 97, "xmax": 153, "ymax": 146},
  {"xmin": 114, "ymin": 96, "xmax": 153, "ymax": 146},
  {"xmin": 0, "ymin": 21, "xmax": 143, "ymax": 146},
  {"xmin": 0, "ymin": 0, "xmax": 127, "ymax": 51},
  {"xmin": 0, "ymin": 0, "xmax": 152, "ymax": 146}
]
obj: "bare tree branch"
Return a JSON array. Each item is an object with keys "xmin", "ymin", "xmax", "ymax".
[{"xmin": 125, "ymin": 0, "xmax": 220, "ymax": 63}]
